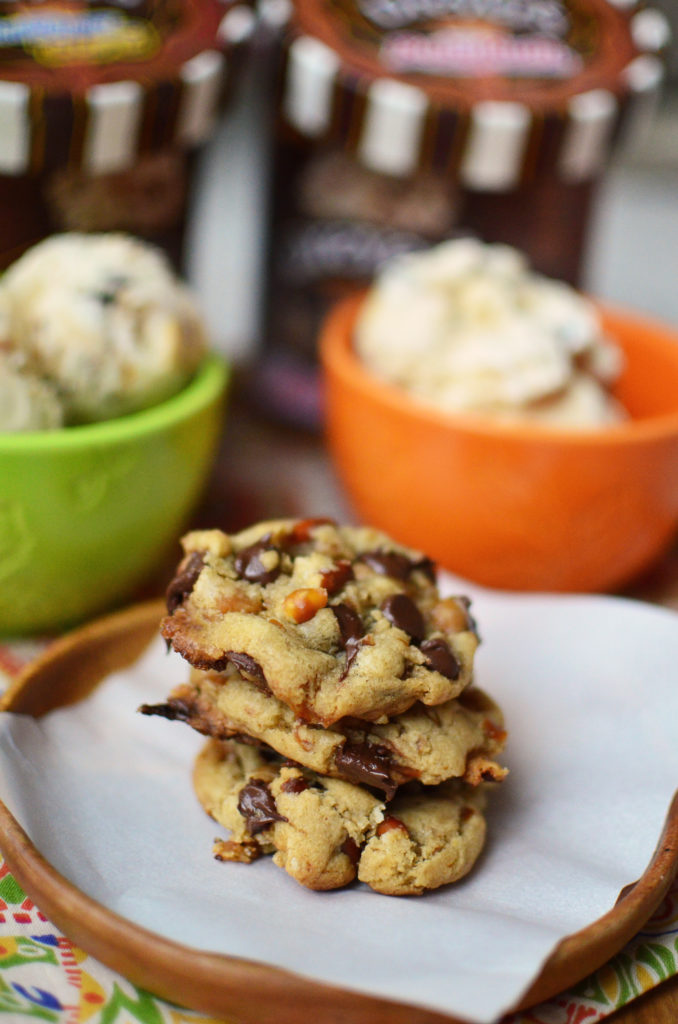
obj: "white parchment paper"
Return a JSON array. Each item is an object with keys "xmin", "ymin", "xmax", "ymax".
[{"xmin": 1, "ymin": 581, "xmax": 677, "ymax": 1023}]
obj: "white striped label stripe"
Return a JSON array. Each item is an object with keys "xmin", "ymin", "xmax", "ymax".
[
  {"xmin": 284, "ymin": 35, "xmax": 340, "ymax": 137},
  {"xmin": 0, "ymin": 80, "xmax": 30, "ymax": 175},
  {"xmin": 460, "ymin": 101, "xmax": 531, "ymax": 191},
  {"xmin": 558, "ymin": 89, "xmax": 617, "ymax": 182},
  {"xmin": 83, "ymin": 80, "xmax": 143, "ymax": 174},
  {"xmin": 359, "ymin": 78, "xmax": 428, "ymax": 177},
  {"xmin": 177, "ymin": 49, "xmax": 226, "ymax": 146}
]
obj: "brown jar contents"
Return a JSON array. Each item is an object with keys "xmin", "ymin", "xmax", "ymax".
[{"xmin": 0, "ymin": 1, "xmax": 248, "ymax": 270}]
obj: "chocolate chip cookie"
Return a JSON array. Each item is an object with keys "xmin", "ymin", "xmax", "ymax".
[
  {"xmin": 194, "ymin": 738, "xmax": 488, "ymax": 895},
  {"xmin": 161, "ymin": 519, "xmax": 479, "ymax": 727},
  {"xmin": 141, "ymin": 667, "xmax": 507, "ymax": 799}
]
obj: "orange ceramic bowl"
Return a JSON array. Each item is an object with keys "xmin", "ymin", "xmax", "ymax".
[{"xmin": 320, "ymin": 293, "xmax": 678, "ymax": 593}]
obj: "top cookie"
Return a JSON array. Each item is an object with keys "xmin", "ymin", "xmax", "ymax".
[{"xmin": 161, "ymin": 518, "xmax": 479, "ymax": 726}]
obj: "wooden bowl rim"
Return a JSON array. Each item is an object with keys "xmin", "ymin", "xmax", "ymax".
[{"xmin": 0, "ymin": 600, "xmax": 676, "ymax": 1024}]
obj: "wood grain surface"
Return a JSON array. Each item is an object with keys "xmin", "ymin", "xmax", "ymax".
[{"xmin": 607, "ymin": 974, "xmax": 678, "ymax": 1023}]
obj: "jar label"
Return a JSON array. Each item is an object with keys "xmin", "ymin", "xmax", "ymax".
[
  {"xmin": 350, "ymin": 0, "xmax": 596, "ymax": 78},
  {"xmin": 298, "ymin": 0, "xmax": 635, "ymax": 106},
  {"xmin": 0, "ymin": 7, "xmax": 161, "ymax": 66}
]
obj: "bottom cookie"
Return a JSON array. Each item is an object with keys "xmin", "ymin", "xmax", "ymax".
[{"xmin": 194, "ymin": 738, "xmax": 488, "ymax": 896}]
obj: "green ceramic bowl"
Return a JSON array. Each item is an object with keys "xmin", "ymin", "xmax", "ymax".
[{"xmin": 0, "ymin": 355, "xmax": 228, "ymax": 635}]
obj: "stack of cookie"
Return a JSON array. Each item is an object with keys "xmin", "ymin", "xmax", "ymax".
[{"xmin": 141, "ymin": 518, "xmax": 507, "ymax": 895}]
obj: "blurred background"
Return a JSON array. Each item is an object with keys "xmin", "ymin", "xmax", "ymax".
[
  {"xmin": 3, "ymin": 0, "xmax": 678, "ymax": 620},
  {"xmin": 187, "ymin": 6, "xmax": 678, "ymax": 363}
]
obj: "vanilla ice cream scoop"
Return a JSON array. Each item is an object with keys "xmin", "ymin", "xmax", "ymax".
[
  {"xmin": 354, "ymin": 238, "xmax": 625, "ymax": 427},
  {"xmin": 0, "ymin": 233, "xmax": 207, "ymax": 424},
  {"xmin": 0, "ymin": 351, "xmax": 64, "ymax": 432}
]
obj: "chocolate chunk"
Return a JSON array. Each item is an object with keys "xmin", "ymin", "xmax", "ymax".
[
  {"xmin": 334, "ymin": 742, "xmax": 398, "ymax": 800},
  {"xmin": 166, "ymin": 551, "xmax": 204, "ymax": 614},
  {"xmin": 332, "ymin": 602, "xmax": 363, "ymax": 645},
  {"xmin": 380, "ymin": 593, "xmax": 426, "ymax": 643},
  {"xmin": 421, "ymin": 638, "xmax": 460, "ymax": 680},
  {"xmin": 237, "ymin": 780, "xmax": 286, "ymax": 835},
  {"xmin": 225, "ymin": 652, "xmax": 269, "ymax": 691},
  {"xmin": 234, "ymin": 538, "xmax": 280, "ymax": 585}
]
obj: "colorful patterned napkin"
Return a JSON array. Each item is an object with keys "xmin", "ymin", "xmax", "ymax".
[{"xmin": 0, "ymin": 643, "xmax": 676, "ymax": 1024}]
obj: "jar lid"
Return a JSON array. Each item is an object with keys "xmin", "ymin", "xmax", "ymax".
[
  {"xmin": 281, "ymin": 0, "xmax": 669, "ymax": 187},
  {"xmin": 0, "ymin": 0, "xmax": 255, "ymax": 176}
]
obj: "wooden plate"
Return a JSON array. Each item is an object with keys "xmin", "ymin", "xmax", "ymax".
[{"xmin": 0, "ymin": 600, "xmax": 676, "ymax": 1024}]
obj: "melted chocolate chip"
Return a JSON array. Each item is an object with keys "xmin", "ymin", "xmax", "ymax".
[
  {"xmin": 320, "ymin": 559, "xmax": 354, "ymax": 594},
  {"xmin": 380, "ymin": 593, "xmax": 426, "ymax": 644},
  {"xmin": 420, "ymin": 638, "xmax": 461, "ymax": 680},
  {"xmin": 334, "ymin": 742, "xmax": 398, "ymax": 800},
  {"xmin": 341, "ymin": 636, "xmax": 363, "ymax": 680},
  {"xmin": 234, "ymin": 538, "xmax": 280, "ymax": 585},
  {"xmin": 360, "ymin": 549, "xmax": 436, "ymax": 582},
  {"xmin": 280, "ymin": 776, "xmax": 309, "ymax": 794},
  {"xmin": 413, "ymin": 556, "xmax": 436, "ymax": 582},
  {"xmin": 332, "ymin": 603, "xmax": 363, "ymax": 644},
  {"xmin": 237, "ymin": 780, "xmax": 286, "ymax": 835},
  {"xmin": 138, "ymin": 699, "xmax": 194, "ymax": 723},
  {"xmin": 138, "ymin": 699, "xmax": 261, "ymax": 744},
  {"xmin": 166, "ymin": 551, "xmax": 204, "ymax": 614},
  {"xmin": 225, "ymin": 652, "xmax": 269, "ymax": 691},
  {"xmin": 459, "ymin": 595, "xmax": 480, "ymax": 639},
  {"xmin": 333, "ymin": 603, "xmax": 365, "ymax": 680},
  {"xmin": 360, "ymin": 549, "xmax": 414, "ymax": 581},
  {"xmin": 341, "ymin": 836, "xmax": 361, "ymax": 866},
  {"xmin": 335, "ymin": 716, "xmax": 370, "ymax": 731}
]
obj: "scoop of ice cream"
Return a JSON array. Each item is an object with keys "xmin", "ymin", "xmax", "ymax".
[
  {"xmin": 0, "ymin": 352, "xmax": 64, "ymax": 432},
  {"xmin": 354, "ymin": 238, "xmax": 625, "ymax": 427},
  {"xmin": 0, "ymin": 233, "xmax": 207, "ymax": 424}
]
